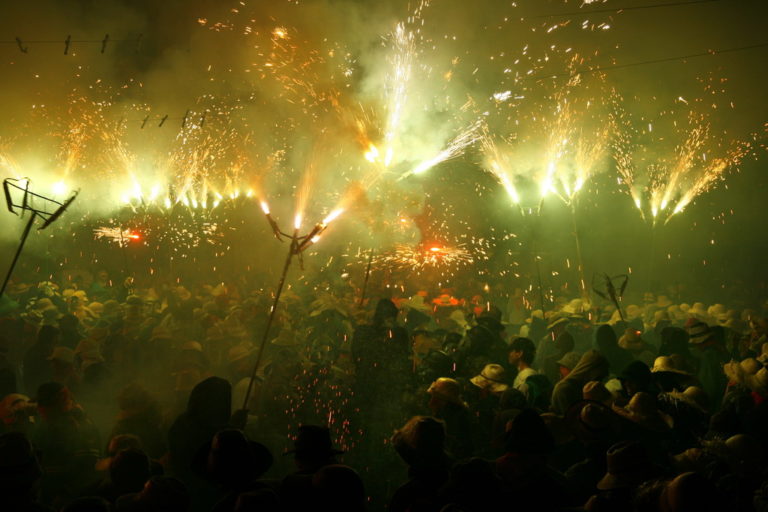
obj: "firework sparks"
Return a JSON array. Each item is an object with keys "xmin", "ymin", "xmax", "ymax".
[
  {"xmin": 376, "ymin": 243, "xmax": 476, "ymax": 275},
  {"xmin": 611, "ymin": 99, "xmax": 755, "ymax": 225},
  {"xmin": 401, "ymin": 119, "xmax": 484, "ymax": 180},
  {"xmin": 94, "ymin": 227, "xmax": 141, "ymax": 247},
  {"xmin": 482, "ymin": 66, "xmax": 609, "ymax": 207}
]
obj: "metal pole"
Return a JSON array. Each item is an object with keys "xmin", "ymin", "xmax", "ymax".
[
  {"xmin": 0, "ymin": 213, "xmax": 37, "ymax": 296},
  {"xmin": 570, "ymin": 202, "xmax": 589, "ymax": 302},
  {"xmin": 529, "ymin": 207, "xmax": 546, "ymax": 315},
  {"xmin": 241, "ymin": 231, "xmax": 299, "ymax": 411},
  {"xmin": 359, "ymin": 248, "xmax": 374, "ymax": 307},
  {"xmin": 647, "ymin": 223, "xmax": 656, "ymax": 295}
]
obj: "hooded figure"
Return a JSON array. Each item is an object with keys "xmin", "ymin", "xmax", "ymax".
[
  {"xmin": 167, "ymin": 377, "xmax": 232, "ymax": 512},
  {"xmin": 594, "ymin": 324, "xmax": 634, "ymax": 377},
  {"xmin": 551, "ymin": 350, "xmax": 609, "ymax": 415}
]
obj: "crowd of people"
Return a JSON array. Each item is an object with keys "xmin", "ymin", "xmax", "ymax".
[{"xmin": 2, "ymin": 270, "xmax": 768, "ymax": 512}]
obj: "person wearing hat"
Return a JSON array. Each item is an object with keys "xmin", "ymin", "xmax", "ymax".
[
  {"xmin": 390, "ymin": 416, "xmax": 452, "ymax": 512},
  {"xmin": 618, "ymin": 328, "xmax": 656, "ymax": 367},
  {"xmin": 48, "ymin": 346, "xmax": 79, "ymax": 391},
  {"xmin": 279, "ymin": 424, "xmax": 346, "ymax": 511},
  {"xmin": 585, "ymin": 440, "xmax": 659, "ymax": 511},
  {"xmin": 191, "ymin": 429, "xmax": 273, "ymax": 512},
  {"xmin": 651, "ymin": 355, "xmax": 698, "ymax": 393},
  {"xmin": 612, "ymin": 392, "xmax": 674, "ymax": 435},
  {"xmin": 535, "ymin": 317, "xmax": 576, "ymax": 384},
  {"xmin": 0, "ymin": 431, "xmax": 46, "ymax": 510},
  {"xmin": 495, "ymin": 409, "xmax": 572, "ymax": 510},
  {"xmin": 167, "ymin": 377, "xmax": 233, "ymax": 510},
  {"xmin": 469, "ymin": 363, "xmax": 509, "ymax": 396},
  {"xmin": 22, "ymin": 325, "xmax": 59, "ymax": 395},
  {"xmin": 115, "ymin": 475, "xmax": 190, "ymax": 512},
  {"xmin": 351, "ymin": 298, "xmax": 411, "ymax": 456},
  {"xmin": 32, "ymin": 381, "xmax": 101, "ymax": 500},
  {"xmin": 427, "ymin": 378, "xmax": 474, "ymax": 458},
  {"xmin": 466, "ymin": 364, "xmax": 508, "ymax": 450},
  {"xmin": 551, "ymin": 350, "xmax": 609, "ymax": 415},
  {"xmin": 557, "ymin": 351, "xmax": 582, "ymax": 380},
  {"xmin": 594, "ymin": 324, "xmax": 635, "ymax": 377},
  {"xmin": 687, "ymin": 320, "xmax": 728, "ymax": 409}
]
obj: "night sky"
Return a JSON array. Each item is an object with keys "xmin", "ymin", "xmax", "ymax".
[{"xmin": 1, "ymin": 0, "xmax": 767, "ymax": 300}]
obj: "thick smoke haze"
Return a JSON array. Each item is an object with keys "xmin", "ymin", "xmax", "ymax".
[{"xmin": 0, "ymin": 0, "xmax": 767, "ymax": 301}]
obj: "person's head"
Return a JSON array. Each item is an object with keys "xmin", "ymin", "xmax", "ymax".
[
  {"xmin": 427, "ymin": 377, "xmax": 464, "ymax": 412},
  {"xmin": 288, "ymin": 425, "xmax": 343, "ymax": 472},
  {"xmin": 110, "ymin": 448, "xmax": 151, "ymax": 494},
  {"xmin": 659, "ymin": 472, "xmax": 724, "ymax": 512},
  {"xmin": 61, "ymin": 497, "xmax": 111, "ymax": 512},
  {"xmin": 595, "ymin": 324, "xmax": 619, "ymax": 352},
  {"xmin": 132, "ymin": 476, "xmax": 190, "ymax": 512},
  {"xmin": 36, "ymin": 324, "xmax": 59, "ymax": 345},
  {"xmin": 204, "ymin": 429, "xmax": 273, "ymax": 485},
  {"xmin": 373, "ymin": 298, "xmax": 398, "ymax": 327},
  {"xmin": 392, "ymin": 416, "xmax": 447, "ymax": 467},
  {"xmin": 36, "ymin": 382, "xmax": 73, "ymax": 414},
  {"xmin": 508, "ymin": 337, "xmax": 535, "ymax": 366},
  {"xmin": 504, "ymin": 408, "xmax": 554, "ymax": 456},
  {"xmin": 311, "ymin": 465, "xmax": 366, "ymax": 512},
  {"xmin": 620, "ymin": 361, "xmax": 652, "ymax": 397},
  {"xmin": 186, "ymin": 377, "xmax": 231, "ymax": 427}
]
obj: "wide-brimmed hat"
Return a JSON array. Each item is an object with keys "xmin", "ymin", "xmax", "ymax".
[
  {"xmin": 665, "ymin": 386, "xmax": 709, "ymax": 413},
  {"xmin": 284, "ymin": 425, "xmax": 344, "ymax": 459},
  {"xmin": 583, "ymin": 381, "xmax": 613, "ymax": 404},
  {"xmin": 618, "ymin": 328, "xmax": 646, "ymax": 352},
  {"xmin": 0, "ymin": 394, "xmax": 31, "ymax": 422},
  {"xmin": 746, "ymin": 367, "xmax": 768, "ymax": 396},
  {"xmin": 41, "ymin": 307, "xmax": 62, "ymax": 326},
  {"xmin": 557, "ymin": 351, "xmax": 582, "ymax": 371},
  {"xmin": 565, "ymin": 400, "xmax": 621, "ymax": 442},
  {"xmin": 448, "ymin": 310, "xmax": 468, "ymax": 331},
  {"xmin": 470, "ymin": 364, "xmax": 509, "ymax": 394},
  {"xmin": 401, "ymin": 295, "xmax": 432, "ymax": 313},
  {"xmin": 597, "ymin": 440, "xmax": 655, "ymax": 490},
  {"xmin": 391, "ymin": 416, "xmax": 448, "ymax": 465},
  {"xmin": 687, "ymin": 320, "xmax": 713, "ymax": 344},
  {"xmin": 757, "ymin": 343, "xmax": 768, "ymax": 365},
  {"xmin": 227, "ymin": 344, "xmax": 254, "ymax": 365},
  {"xmin": 724, "ymin": 358, "xmax": 761, "ymax": 385},
  {"xmin": 271, "ymin": 326, "xmax": 302, "ymax": 347},
  {"xmin": 192, "ymin": 429, "xmax": 272, "ymax": 484},
  {"xmin": 546, "ymin": 315, "xmax": 569, "ymax": 331},
  {"xmin": 651, "ymin": 356, "xmax": 691, "ymax": 375},
  {"xmin": 47, "ymin": 346, "xmax": 75, "ymax": 365},
  {"xmin": 427, "ymin": 377, "xmax": 465, "ymax": 406},
  {"xmin": 612, "ymin": 392, "xmax": 673, "ymax": 432},
  {"xmin": 432, "ymin": 294, "xmax": 460, "ymax": 307}
]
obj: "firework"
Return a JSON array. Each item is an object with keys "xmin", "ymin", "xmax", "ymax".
[
  {"xmin": 400, "ymin": 119, "xmax": 484, "ymax": 180},
  {"xmin": 376, "ymin": 243, "xmax": 475, "ymax": 276},
  {"xmin": 93, "ymin": 226, "xmax": 141, "ymax": 247},
  {"xmin": 611, "ymin": 100, "xmax": 755, "ymax": 225},
  {"xmin": 482, "ymin": 68, "xmax": 610, "ymax": 207}
]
